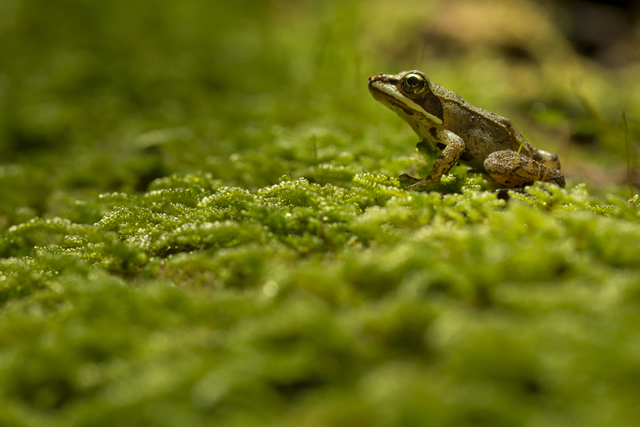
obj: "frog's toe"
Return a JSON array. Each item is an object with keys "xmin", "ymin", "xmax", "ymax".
[
  {"xmin": 551, "ymin": 175, "xmax": 566, "ymax": 188},
  {"xmin": 537, "ymin": 149, "xmax": 561, "ymax": 170},
  {"xmin": 398, "ymin": 173, "xmax": 422, "ymax": 184}
]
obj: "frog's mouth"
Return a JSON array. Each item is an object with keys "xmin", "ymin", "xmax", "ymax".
[
  {"xmin": 369, "ymin": 84, "xmax": 417, "ymax": 117},
  {"xmin": 368, "ymin": 76, "xmax": 443, "ymax": 125}
]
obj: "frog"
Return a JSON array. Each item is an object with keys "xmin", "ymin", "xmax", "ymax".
[{"xmin": 368, "ymin": 70, "xmax": 565, "ymax": 189}]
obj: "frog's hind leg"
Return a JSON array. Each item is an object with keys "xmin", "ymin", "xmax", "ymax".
[{"xmin": 484, "ymin": 150, "xmax": 565, "ymax": 188}]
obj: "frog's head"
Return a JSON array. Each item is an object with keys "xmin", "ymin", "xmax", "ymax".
[{"xmin": 368, "ymin": 71, "xmax": 444, "ymax": 138}]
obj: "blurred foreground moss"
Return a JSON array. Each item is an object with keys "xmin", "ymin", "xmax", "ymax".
[{"xmin": 1, "ymin": 173, "xmax": 640, "ymax": 426}]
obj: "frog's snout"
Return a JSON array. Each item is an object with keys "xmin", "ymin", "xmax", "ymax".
[{"xmin": 368, "ymin": 73, "xmax": 389, "ymax": 84}]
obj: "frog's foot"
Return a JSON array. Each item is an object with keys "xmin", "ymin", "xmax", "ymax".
[
  {"xmin": 408, "ymin": 176, "xmax": 441, "ymax": 190},
  {"xmin": 398, "ymin": 173, "xmax": 440, "ymax": 189},
  {"xmin": 484, "ymin": 150, "xmax": 565, "ymax": 188},
  {"xmin": 535, "ymin": 149, "xmax": 561, "ymax": 170},
  {"xmin": 399, "ymin": 173, "xmax": 430, "ymax": 190},
  {"xmin": 399, "ymin": 173, "xmax": 422, "ymax": 184}
]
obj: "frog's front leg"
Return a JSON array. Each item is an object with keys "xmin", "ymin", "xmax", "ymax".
[
  {"xmin": 484, "ymin": 150, "xmax": 565, "ymax": 188},
  {"xmin": 404, "ymin": 130, "xmax": 465, "ymax": 190}
]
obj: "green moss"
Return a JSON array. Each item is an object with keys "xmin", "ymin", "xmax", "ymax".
[{"xmin": 1, "ymin": 170, "xmax": 639, "ymax": 425}]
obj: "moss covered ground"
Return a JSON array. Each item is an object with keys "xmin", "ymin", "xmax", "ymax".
[{"xmin": 1, "ymin": 0, "xmax": 640, "ymax": 425}]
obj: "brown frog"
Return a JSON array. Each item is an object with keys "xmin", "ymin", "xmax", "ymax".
[{"xmin": 368, "ymin": 70, "xmax": 565, "ymax": 189}]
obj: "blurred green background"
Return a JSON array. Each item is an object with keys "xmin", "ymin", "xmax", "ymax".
[{"xmin": 2, "ymin": 0, "xmax": 640, "ymax": 425}]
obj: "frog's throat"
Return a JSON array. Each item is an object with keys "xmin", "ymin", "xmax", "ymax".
[{"xmin": 371, "ymin": 81, "xmax": 443, "ymax": 125}]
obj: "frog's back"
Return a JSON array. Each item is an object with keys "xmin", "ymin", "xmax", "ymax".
[{"xmin": 432, "ymin": 83, "xmax": 536, "ymax": 157}]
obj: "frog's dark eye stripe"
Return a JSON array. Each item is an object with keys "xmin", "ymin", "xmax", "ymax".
[
  {"xmin": 369, "ymin": 79, "xmax": 443, "ymax": 125},
  {"xmin": 401, "ymin": 72, "xmax": 428, "ymax": 96}
]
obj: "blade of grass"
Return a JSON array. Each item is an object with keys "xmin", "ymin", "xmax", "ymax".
[
  {"xmin": 512, "ymin": 131, "xmax": 526, "ymax": 169},
  {"xmin": 623, "ymin": 112, "xmax": 634, "ymax": 198}
]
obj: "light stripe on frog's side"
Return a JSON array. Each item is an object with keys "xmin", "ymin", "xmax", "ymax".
[{"xmin": 370, "ymin": 81, "xmax": 444, "ymax": 125}]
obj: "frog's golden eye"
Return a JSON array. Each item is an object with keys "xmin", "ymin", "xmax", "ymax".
[{"xmin": 401, "ymin": 72, "xmax": 428, "ymax": 96}]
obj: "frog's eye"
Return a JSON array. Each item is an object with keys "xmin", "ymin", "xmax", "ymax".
[{"xmin": 401, "ymin": 72, "xmax": 428, "ymax": 96}]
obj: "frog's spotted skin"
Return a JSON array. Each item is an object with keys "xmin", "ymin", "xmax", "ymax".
[
  {"xmin": 368, "ymin": 71, "xmax": 565, "ymax": 189},
  {"xmin": 485, "ymin": 150, "xmax": 565, "ymax": 188}
]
